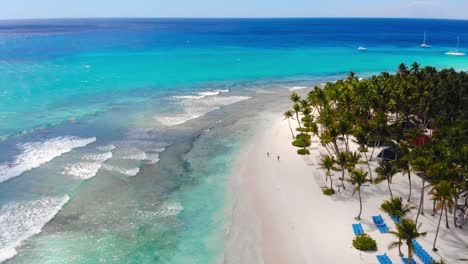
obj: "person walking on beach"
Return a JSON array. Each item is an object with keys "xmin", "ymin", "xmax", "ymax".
[
  {"xmin": 277, "ymin": 155, "xmax": 280, "ymax": 161},
  {"xmin": 267, "ymin": 152, "xmax": 269, "ymax": 158}
]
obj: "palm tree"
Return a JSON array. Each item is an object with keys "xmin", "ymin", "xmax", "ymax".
[
  {"xmin": 284, "ymin": 110, "xmax": 296, "ymax": 139},
  {"xmin": 430, "ymin": 180, "xmax": 455, "ymax": 251},
  {"xmin": 411, "ymin": 156, "xmax": 432, "ymax": 224},
  {"xmin": 396, "ymin": 143, "xmax": 413, "ymax": 202},
  {"xmin": 389, "ymin": 218, "xmax": 426, "ymax": 263},
  {"xmin": 336, "ymin": 152, "xmax": 349, "ymax": 189},
  {"xmin": 375, "ymin": 160, "xmax": 399, "ymax": 199},
  {"xmin": 380, "ymin": 197, "xmax": 416, "ymax": 218},
  {"xmin": 319, "ymin": 155, "xmax": 337, "ymax": 191},
  {"xmin": 381, "ymin": 197, "xmax": 417, "ymax": 257},
  {"xmin": 348, "ymin": 169, "xmax": 369, "ymax": 220},
  {"xmin": 353, "ymin": 126, "xmax": 374, "ymax": 182},
  {"xmin": 292, "ymin": 103, "xmax": 302, "ymax": 130}
]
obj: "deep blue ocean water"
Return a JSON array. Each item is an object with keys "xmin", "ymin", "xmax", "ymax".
[{"xmin": 0, "ymin": 18, "xmax": 467, "ymax": 263}]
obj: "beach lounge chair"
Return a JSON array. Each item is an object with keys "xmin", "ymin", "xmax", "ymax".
[
  {"xmin": 401, "ymin": 257, "xmax": 417, "ymax": 264},
  {"xmin": 389, "ymin": 214, "xmax": 400, "ymax": 223},
  {"xmin": 372, "ymin": 215, "xmax": 390, "ymax": 233},
  {"xmin": 377, "ymin": 253, "xmax": 393, "ymax": 264},
  {"xmin": 352, "ymin": 223, "xmax": 364, "ymax": 236},
  {"xmin": 412, "ymin": 240, "xmax": 434, "ymax": 264}
]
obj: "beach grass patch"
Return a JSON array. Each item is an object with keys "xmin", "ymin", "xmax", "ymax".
[
  {"xmin": 322, "ymin": 187, "xmax": 335, "ymax": 196},
  {"xmin": 352, "ymin": 234, "xmax": 377, "ymax": 251}
]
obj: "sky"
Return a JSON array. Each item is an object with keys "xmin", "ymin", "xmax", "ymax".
[{"xmin": 1, "ymin": 0, "xmax": 467, "ymax": 20}]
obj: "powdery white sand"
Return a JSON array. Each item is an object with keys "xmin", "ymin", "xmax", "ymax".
[{"xmin": 228, "ymin": 113, "xmax": 468, "ymax": 264}]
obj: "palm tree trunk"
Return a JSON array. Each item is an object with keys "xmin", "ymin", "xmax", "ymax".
[
  {"xmin": 333, "ymin": 140, "xmax": 340, "ymax": 156},
  {"xmin": 341, "ymin": 169, "xmax": 346, "ymax": 190},
  {"xmin": 398, "ymin": 237, "xmax": 403, "ymax": 257},
  {"xmin": 329, "ymin": 173, "xmax": 334, "ymax": 191},
  {"xmin": 357, "ymin": 188, "xmax": 362, "ymax": 220},
  {"xmin": 370, "ymin": 141, "xmax": 378, "ymax": 161},
  {"xmin": 295, "ymin": 112, "xmax": 302, "ymax": 129},
  {"xmin": 387, "ymin": 176, "xmax": 393, "ymax": 198},
  {"xmin": 432, "ymin": 200, "xmax": 445, "ymax": 251},
  {"xmin": 454, "ymin": 193, "xmax": 459, "ymax": 228},
  {"xmin": 445, "ymin": 205, "xmax": 450, "ymax": 229},
  {"xmin": 432, "ymin": 200, "xmax": 436, "ymax": 216},
  {"xmin": 416, "ymin": 180, "xmax": 425, "ymax": 224},
  {"xmin": 407, "ymin": 170, "xmax": 412, "ymax": 202},
  {"xmin": 363, "ymin": 152, "xmax": 373, "ymax": 183},
  {"xmin": 288, "ymin": 119, "xmax": 295, "ymax": 139},
  {"xmin": 407, "ymin": 241, "xmax": 413, "ymax": 264}
]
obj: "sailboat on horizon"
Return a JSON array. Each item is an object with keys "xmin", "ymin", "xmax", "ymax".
[
  {"xmin": 420, "ymin": 32, "xmax": 431, "ymax": 48},
  {"xmin": 446, "ymin": 35, "xmax": 465, "ymax": 56}
]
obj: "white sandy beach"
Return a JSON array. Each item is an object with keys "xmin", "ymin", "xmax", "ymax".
[{"xmin": 227, "ymin": 111, "xmax": 468, "ymax": 264}]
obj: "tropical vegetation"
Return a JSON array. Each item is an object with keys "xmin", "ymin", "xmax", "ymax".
[{"xmin": 287, "ymin": 63, "xmax": 467, "ymax": 258}]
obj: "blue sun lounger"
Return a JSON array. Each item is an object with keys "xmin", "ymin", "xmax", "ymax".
[
  {"xmin": 352, "ymin": 223, "xmax": 364, "ymax": 235},
  {"xmin": 401, "ymin": 257, "xmax": 417, "ymax": 264},
  {"xmin": 389, "ymin": 214, "xmax": 400, "ymax": 223},
  {"xmin": 412, "ymin": 240, "xmax": 434, "ymax": 264},
  {"xmin": 377, "ymin": 253, "xmax": 393, "ymax": 264},
  {"xmin": 372, "ymin": 215, "xmax": 389, "ymax": 233}
]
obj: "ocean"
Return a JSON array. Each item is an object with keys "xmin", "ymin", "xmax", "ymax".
[{"xmin": 0, "ymin": 18, "xmax": 467, "ymax": 263}]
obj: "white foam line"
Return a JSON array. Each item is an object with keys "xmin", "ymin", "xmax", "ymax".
[
  {"xmin": 102, "ymin": 164, "xmax": 140, "ymax": 177},
  {"xmin": 62, "ymin": 152, "xmax": 112, "ymax": 180},
  {"xmin": 288, "ymin": 86, "xmax": 308, "ymax": 91},
  {"xmin": 0, "ymin": 195, "xmax": 70, "ymax": 263},
  {"xmin": 0, "ymin": 136, "xmax": 96, "ymax": 184},
  {"xmin": 156, "ymin": 95, "xmax": 250, "ymax": 127}
]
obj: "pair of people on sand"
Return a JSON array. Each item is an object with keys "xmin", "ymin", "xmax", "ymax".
[{"xmin": 266, "ymin": 152, "xmax": 280, "ymax": 161}]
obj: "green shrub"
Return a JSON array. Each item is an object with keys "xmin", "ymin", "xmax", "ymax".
[
  {"xmin": 352, "ymin": 234, "xmax": 377, "ymax": 251},
  {"xmin": 301, "ymin": 116, "xmax": 313, "ymax": 123},
  {"xmin": 297, "ymin": 149, "xmax": 310, "ymax": 155},
  {"xmin": 292, "ymin": 134, "xmax": 311, "ymax": 148},
  {"xmin": 322, "ymin": 187, "xmax": 335, "ymax": 195}
]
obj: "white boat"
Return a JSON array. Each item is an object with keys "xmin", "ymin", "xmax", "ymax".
[
  {"xmin": 420, "ymin": 32, "xmax": 431, "ymax": 48},
  {"xmin": 357, "ymin": 46, "xmax": 368, "ymax": 51},
  {"xmin": 446, "ymin": 35, "xmax": 465, "ymax": 56}
]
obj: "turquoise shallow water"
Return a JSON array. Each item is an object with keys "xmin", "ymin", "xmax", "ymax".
[{"xmin": 1, "ymin": 18, "xmax": 468, "ymax": 263}]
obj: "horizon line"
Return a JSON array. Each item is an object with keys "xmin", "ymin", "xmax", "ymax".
[{"xmin": 1, "ymin": 16, "xmax": 467, "ymax": 22}]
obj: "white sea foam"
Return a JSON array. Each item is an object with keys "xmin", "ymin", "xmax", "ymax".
[
  {"xmin": 63, "ymin": 152, "xmax": 112, "ymax": 180},
  {"xmin": 288, "ymin": 86, "xmax": 308, "ymax": 91},
  {"xmin": 138, "ymin": 202, "xmax": 184, "ymax": 218},
  {"xmin": 102, "ymin": 164, "xmax": 140, "ymax": 177},
  {"xmin": 173, "ymin": 89, "xmax": 229, "ymax": 100},
  {"xmin": 0, "ymin": 195, "xmax": 70, "ymax": 263},
  {"xmin": 63, "ymin": 162, "xmax": 103, "ymax": 180},
  {"xmin": 172, "ymin": 95, "xmax": 205, "ymax": 100},
  {"xmin": 156, "ymin": 95, "xmax": 250, "ymax": 126},
  {"xmin": 82, "ymin": 152, "xmax": 113, "ymax": 162},
  {"xmin": 157, "ymin": 202, "xmax": 184, "ymax": 217},
  {"xmin": 0, "ymin": 136, "xmax": 96, "ymax": 183},
  {"xmin": 120, "ymin": 149, "xmax": 148, "ymax": 161},
  {"xmin": 96, "ymin": 144, "xmax": 116, "ymax": 151}
]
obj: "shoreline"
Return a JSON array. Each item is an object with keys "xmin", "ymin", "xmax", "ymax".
[{"xmin": 226, "ymin": 109, "xmax": 468, "ymax": 263}]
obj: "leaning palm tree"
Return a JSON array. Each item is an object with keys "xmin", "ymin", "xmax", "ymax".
[
  {"xmin": 319, "ymin": 155, "xmax": 337, "ymax": 190},
  {"xmin": 375, "ymin": 160, "xmax": 399, "ymax": 199},
  {"xmin": 348, "ymin": 169, "xmax": 369, "ymax": 220},
  {"xmin": 430, "ymin": 180, "xmax": 455, "ymax": 252},
  {"xmin": 389, "ymin": 218, "xmax": 426, "ymax": 263},
  {"xmin": 283, "ymin": 110, "xmax": 296, "ymax": 139}
]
